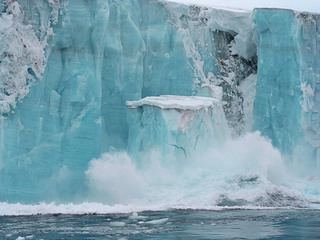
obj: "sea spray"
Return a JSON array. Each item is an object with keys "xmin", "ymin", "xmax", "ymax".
[{"xmin": 85, "ymin": 132, "xmax": 316, "ymax": 209}]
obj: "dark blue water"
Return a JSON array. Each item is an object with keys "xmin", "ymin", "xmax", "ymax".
[{"xmin": 1, "ymin": 209, "xmax": 319, "ymax": 240}]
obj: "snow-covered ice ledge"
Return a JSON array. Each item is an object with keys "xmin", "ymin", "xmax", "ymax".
[
  {"xmin": 126, "ymin": 95, "xmax": 230, "ymax": 162},
  {"xmin": 126, "ymin": 95, "xmax": 219, "ymax": 111}
]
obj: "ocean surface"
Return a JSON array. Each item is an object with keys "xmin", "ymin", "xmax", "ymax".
[{"xmin": 1, "ymin": 209, "xmax": 320, "ymax": 240}]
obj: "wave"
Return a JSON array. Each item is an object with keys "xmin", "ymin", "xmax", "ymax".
[{"xmin": 0, "ymin": 202, "xmax": 316, "ymax": 217}]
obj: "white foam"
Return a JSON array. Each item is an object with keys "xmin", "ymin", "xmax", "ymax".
[
  {"xmin": 1, "ymin": 132, "xmax": 320, "ymax": 216},
  {"xmin": 85, "ymin": 132, "xmax": 319, "ymax": 210},
  {"xmin": 0, "ymin": 202, "xmax": 310, "ymax": 217},
  {"xmin": 86, "ymin": 153, "xmax": 144, "ymax": 204},
  {"xmin": 129, "ymin": 212, "xmax": 148, "ymax": 220},
  {"xmin": 0, "ymin": 202, "xmax": 155, "ymax": 216}
]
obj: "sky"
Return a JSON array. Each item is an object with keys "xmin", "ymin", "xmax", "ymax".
[{"xmin": 169, "ymin": 0, "xmax": 320, "ymax": 13}]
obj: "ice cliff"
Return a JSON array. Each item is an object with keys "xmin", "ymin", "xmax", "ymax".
[
  {"xmin": 253, "ymin": 9, "xmax": 320, "ymax": 174},
  {"xmin": 0, "ymin": 0, "xmax": 319, "ymax": 203}
]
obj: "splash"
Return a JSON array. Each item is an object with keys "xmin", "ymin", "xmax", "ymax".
[
  {"xmin": 86, "ymin": 152, "xmax": 145, "ymax": 203},
  {"xmin": 85, "ymin": 132, "xmax": 320, "ymax": 210},
  {"xmin": 0, "ymin": 132, "xmax": 319, "ymax": 216},
  {"xmin": 1, "ymin": 132, "xmax": 319, "ymax": 216}
]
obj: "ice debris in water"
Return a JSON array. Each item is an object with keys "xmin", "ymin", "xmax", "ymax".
[
  {"xmin": 129, "ymin": 212, "xmax": 148, "ymax": 220},
  {"xmin": 146, "ymin": 218, "xmax": 169, "ymax": 225},
  {"xmin": 110, "ymin": 222, "xmax": 126, "ymax": 227},
  {"xmin": 16, "ymin": 237, "xmax": 25, "ymax": 240}
]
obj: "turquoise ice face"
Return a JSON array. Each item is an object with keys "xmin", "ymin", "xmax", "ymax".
[
  {"xmin": 0, "ymin": 0, "xmax": 218, "ymax": 203},
  {"xmin": 0, "ymin": 0, "xmax": 319, "ymax": 204},
  {"xmin": 126, "ymin": 96, "xmax": 230, "ymax": 167},
  {"xmin": 253, "ymin": 9, "xmax": 303, "ymax": 155},
  {"xmin": 253, "ymin": 9, "xmax": 320, "ymax": 174}
]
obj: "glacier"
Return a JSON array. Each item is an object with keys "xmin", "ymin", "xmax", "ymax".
[{"xmin": 0, "ymin": 0, "xmax": 319, "ymax": 206}]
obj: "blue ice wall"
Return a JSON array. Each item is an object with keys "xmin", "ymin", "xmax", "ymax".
[
  {"xmin": 297, "ymin": 13, "xmax": 320, "ymax": 169},
  {"xmin": 0, "ymin": 0, "xmax": 107, "ymax": 202},
  {"xmin": 6, "ymin": 0, "xmax": 319, "ymax": 203},
  {"xmin": 127, "ymin": 96, "xmax": 229, "ymax": 167},
  {"xmin": 2, "ymin": 0, "xmax": 248, "ymax": 202},
  {"xmin": 253, "ymin": 9, "xmax": 303, "ymax": 155},
  {"xmin": 101, "ymin": 0, "xmax": 196, "ymax": 151},
  {"xmin": 253, "ymin": 9, "xmax": 320, "ymax": 172}
]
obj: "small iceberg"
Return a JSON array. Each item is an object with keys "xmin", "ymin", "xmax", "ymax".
[
  {"xmin": 146, "ymin": 218, "xmax": 169, "ymax": 225},
  {"xmin": 110, "ymin": 221, "xmax": 126, "ymax": 227}
]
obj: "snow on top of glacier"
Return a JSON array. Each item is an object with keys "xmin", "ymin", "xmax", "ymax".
[
  {"xmin": 163, "ymin": 0, "xmax": 250, "ymax": 12},
  {"xmin": 162, "ymin": 0, "xmax": 320, "ymax": 13},
  {"xmin": 127, "ymin": 95, "xmax": 218, "ymax": 110}
]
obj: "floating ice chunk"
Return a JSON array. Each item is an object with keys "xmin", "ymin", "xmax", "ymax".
[
  {"xmin": 110, "ymin": 221, "xmax": 126, "ymax": 227},
  {"xmin": 146, "ymin": 218, "xmax": 169, "ymax": 225},
  {"xmin": 16, "ymin": 237, "xmax": 25, "ymax": 240}
]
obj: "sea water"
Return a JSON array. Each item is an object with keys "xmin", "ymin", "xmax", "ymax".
[{"xmin": 1, "ymin": 209, "xmax": 320, "ymax": 239}]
